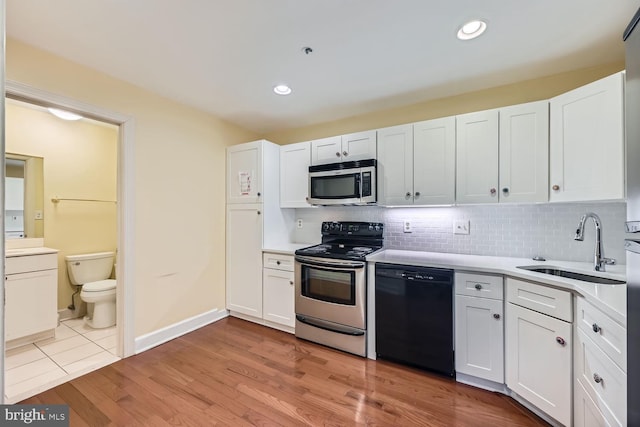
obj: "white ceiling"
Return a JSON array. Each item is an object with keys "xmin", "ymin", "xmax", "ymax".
[{"xmin": 6, "ymin": 1, "xmax": 640, "ymax": 134}]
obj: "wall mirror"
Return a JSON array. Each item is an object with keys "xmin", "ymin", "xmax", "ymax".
[{"xmin": 5, "ymin": 153, "xmax": 44, "ymax": 239}]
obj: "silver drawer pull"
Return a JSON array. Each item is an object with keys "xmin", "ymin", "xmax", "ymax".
[
  {"xmin": 593, "ymin": 373, "xmax": 603, "ymax": 384},
  {"xmin": 592, "ymin": 323, "xmax": 601, "ymax": 333},
  {"xmin": 556, "ymin": 336, "xmax": 566, "ymax": 346},
  {"xmin": 493, "ymin": 313, "xmax": 501, "ymax": 320},
  {"xmin": 474, "ymin": 284, "xmax": 483, "ymax": 290}
]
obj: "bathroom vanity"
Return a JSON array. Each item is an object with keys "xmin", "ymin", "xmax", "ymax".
[{"xmin": 5, "ymin": 247, "xmax": 58, "ymax": 349}]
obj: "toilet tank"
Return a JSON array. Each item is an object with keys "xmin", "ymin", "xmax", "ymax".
[{"xmin": 65, "ymin": 251, "xmax": 115, "ymax": 285}]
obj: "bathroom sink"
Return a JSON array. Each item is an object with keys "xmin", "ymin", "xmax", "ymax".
[{"xmin": 516, "ymin": 265, "xmax": 626, "ymax": 285}]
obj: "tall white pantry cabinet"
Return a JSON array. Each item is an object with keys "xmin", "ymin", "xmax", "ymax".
[{"xmin": 226, "ymin": 140, "xmax": 293, "ymax": 319}]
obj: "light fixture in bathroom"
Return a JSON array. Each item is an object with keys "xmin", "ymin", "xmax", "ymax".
[
  {"xmin": 273, "ymin": 84, "xmax": 292, "ymax": 96},
  {"xmin": 48, "ymin": 107, "xmax": 83, "ymax": 121},
  {"xmin": 457, "ymin": 19, "xmax": 487, "ymax": 40}
]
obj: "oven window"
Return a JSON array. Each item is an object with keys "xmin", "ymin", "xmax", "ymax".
[
  {"xmin": 301, "ymin": 265, "xmax": 355, "ymax": 305},
  {"xmin": 310, "ymin": 174, "xmax": 359, "ymax": 199}
]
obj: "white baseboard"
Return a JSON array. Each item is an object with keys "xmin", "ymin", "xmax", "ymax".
[
  {"xmin": 134, "ymin": 308, "xmax": 229, "ymax": 354},
  {"xmin": 456, "ymin": 373, "xmax": 508, "ymax": 394}
]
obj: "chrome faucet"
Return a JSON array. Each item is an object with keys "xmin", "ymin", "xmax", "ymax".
[{"xmin": 574, "ymin": 212, "xmax": 616, "ymax": 272}]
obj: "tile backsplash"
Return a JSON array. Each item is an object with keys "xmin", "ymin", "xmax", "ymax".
[{"xmin": 293, "ymin": 201, "xmax": 627, "ymax": 264}]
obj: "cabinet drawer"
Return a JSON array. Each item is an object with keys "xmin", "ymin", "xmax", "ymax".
[
  {"xmin": 5, "ymin": 253, "xmax": 58, "ymax": 275},
  {"xmin": 455, "ymin": 272, "xmax": 503, "ymax": 300},
  {"xmin": 262, "ymin": 253, "xmax": 294, "ymax": 272},
  {"xmin": 574, "ymin": 378, "xmax": 616, "ymax": 427},
  {"xmin": 506, "ymin": 277, "xmax": 572, "ymax": 322},
  {"xmin": 576, "ymin": 297, "xmax": 626, "ymax": 372},
  {"xmin": 575, "ymin": 328, "xmax": 626, "ymax": 426}
]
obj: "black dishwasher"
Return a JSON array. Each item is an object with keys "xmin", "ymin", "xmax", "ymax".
[{"xmin": 375, "ymin": 263, "xmax": 454, "ymax": 376}]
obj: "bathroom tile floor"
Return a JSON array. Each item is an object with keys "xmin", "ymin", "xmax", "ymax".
[{"xmin": 4, "ymin": 319, "xmax": 120, "ymax": 403}]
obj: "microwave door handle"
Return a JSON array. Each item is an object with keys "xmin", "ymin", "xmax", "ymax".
[{"xmin": 355, "ymin": 173, "xmax": 361, "ymax": 198}]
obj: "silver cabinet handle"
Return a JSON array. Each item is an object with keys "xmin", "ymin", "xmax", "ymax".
[
  {"xmin": 257, "ymin": 192, "xmax": 261, "ymax": 197},
  {"xmin": 552, "ymin": 184, "xmax": 560, "ymax": 191},
  {"xmin": 276, "ymin": 261, "xmax": 281, "ymax": 265},
  {"xmin": 490, "ymin": 188, "xmax": 497, "ymax": 195},
  {"xmin": 257, "ymin": 210, "xmax": 261, "ymax": 215},
  {"xmin": 592, "ymin": 323, "xmax": 601, "ymax": 333},
  {"xmin": 493, "ymin": 313, "xmax": 501, "ymax": 320},
  {"xmin": 593, "ymin": 373, "xmax": 603, "ymax": 384},
  {"xmin": 474, "ymin": 284, "xmax": 483, "ymax": 290},
  {"xmin": 415, "ymin": 191, "xmax": 421, "ymax": 197},
  {"xmin": 502, "ymin": 187, "xmax": 509, "ymax": 193},
  {"xmin": 335, "ymin": 152, "xmax": 341, "ymax": 157},
  {"xmin": 556, "ymin": 336, "xmax": 566, "ymax": 346},
  {"xmin": 289, "ymin": 280, "xmax": 294, "ymax": 285},
  {"xmin": 405, "ymin": 192, "xmax": 412, "ymax": 197},
  {"xmin": 342, "ymin": 151, "xmax": 348, "ymax": 156}
]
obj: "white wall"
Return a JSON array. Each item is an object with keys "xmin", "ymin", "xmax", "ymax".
[{"xmin": 293, "ymin": 202, "xmax": 627, "ymax": 264}]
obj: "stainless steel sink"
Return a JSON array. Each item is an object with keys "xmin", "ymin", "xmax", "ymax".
[{"xmin": 516, "ymin": 265, "xmax": 626, "ymax": 285}]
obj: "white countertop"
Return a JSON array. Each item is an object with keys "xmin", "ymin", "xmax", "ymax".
[
  {"xmin": 263, "ymin": 243, "xmax": 313, "ymax": 255},
  {"xmin": 367, "ymin": 249, "xmax": 627, "ymax": 326},
  {"xmin": 5, "ymin": 247, "xmax": 59, "ymax": 257}
]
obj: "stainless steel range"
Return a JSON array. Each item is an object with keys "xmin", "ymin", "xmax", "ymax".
[{"xmin": 294, "ymin": 221, "xmax": 383, "ymax": 357}]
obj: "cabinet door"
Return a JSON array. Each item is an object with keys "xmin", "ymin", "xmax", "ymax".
[
  {"xmin": 5, "ymin": 269, "xmax": 57, "ymax": 341},
  {"xmin": 456, "ymin": 110, "xmax": 499, "ymax": 204},
  {"xmin": 499, "ymin": 101, "xmax": 549, "ymax": 203},
  {"xmin": 280, "ymin": 141, "xmax": 311, "ymax": 208},
  {"xmin": 226, "ymin": 204, "xmax": 263, "ymax": 317},
  {"xmin": 263, "ymin": 268, "xmax": 295, "ymax": 328},
  {"xmin": 574, "ymin": 379, "xmax": 613, "ymax": 427},
  {"xmin": 377, "ymin": 124, "xmax": 413, "ymax": 206},
  {"xmin": 549, "ymin": 72, "xmax": 624, "ymax": 202},
  {"xmin": 506, "ymin": 302, "xmax": 572, "ymax": 427},
  {"xmin": 310, "ymin": 136, "xmax": 342, "ymax": 165},
  {"xmin": 455, "ymin": 295, "xmax": 504, "ymax": 383},
  {"xmin": 341, "ymin": 130, "xmax": 377, "ymax": 162},
  {"xmin": 414, "ymin": 117, "xmax": 456, "ymax": 205},
  {"xmin": 227, "ymin": 141, "xmax": 263, "ymax": 204}
]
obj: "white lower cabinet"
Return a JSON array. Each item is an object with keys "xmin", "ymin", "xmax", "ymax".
[
  {"xmin": 454, "ymin": 272, "xmax": 504, "ymax": 384},
  {"xmin": 505, "ymin": 278, "xmax": 572, "ymax": 427},
  {"xmin": 262, "ymin": 253, "xmax": 295, "ymax": 330},
  {"xmin": 574, "ymin": 379, "xmax": 613, "ymax": 427}
]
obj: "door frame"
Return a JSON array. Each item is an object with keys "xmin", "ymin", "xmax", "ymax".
[{"xmin": 2, "ymin": 81, "xmax": 136, "ymax": 382}]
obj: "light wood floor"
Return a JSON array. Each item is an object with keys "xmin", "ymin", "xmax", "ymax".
[{"xmin": 22, "ymin": 317, "xmax": 549, "ymax": 426}]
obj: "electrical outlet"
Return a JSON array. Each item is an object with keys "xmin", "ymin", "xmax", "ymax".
[
  {"xmin": 34, "ymin": 210, "xmax": 43, "ymax": 220},
  {"xmin": 403, "ymin": 220, "xmax": 412, "ymax": 233},
  {"xmin": 453, "ymin": 220, "xmax": 470, "ymax": 235},
  {"xmin": 296, "ymin": 219, "xmax": 304, "ymax": 229}
]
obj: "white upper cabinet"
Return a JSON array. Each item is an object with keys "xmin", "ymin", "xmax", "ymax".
[
  {"xmin": 280, "ymin": 141, "xmax": 311, "ymax": 208},
  {"xmin": 549, "ymin": 72, "xmax": 625, "ymax": 202},
  {"xmin": 499, "ymin": 101, "xmax": 549, "ymax": 203},
  {"xmin": 456, "ymin": 110, "xmax": 499, "ymax": 204},
  {"xmin": 377, "ymin": 124, "xmax": 414, "ymax": 206},
  {"xmin": 311, "ymin": 131, "xmax": 376, "ymax": 165},
  {"xmin": 413, "ymin": 117, "xmax": 456, "ymax": 205},
  {"xmin": 227, "ymin": 141, "xmax": 263, "ymax": 204},
  {"xmin": 378, "ymin": 118, "xmax": 456, "ymax": 206}
]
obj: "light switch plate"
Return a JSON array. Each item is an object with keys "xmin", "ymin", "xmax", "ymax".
[
  {"xmin": 453, "ymin": 220, "xmax": 470, "ymax": 235},
  {"xmin": 296, "ymin": 219, "xmax": 303, "ymax": 229}
]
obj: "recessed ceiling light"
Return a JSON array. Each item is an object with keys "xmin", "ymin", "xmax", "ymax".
[
  {"xmin": 48, "ymin": 107, "xmax": 83, "ymax": 121},
  {"xmin": 457, "ymin": 19, "xmax": 487, "ymax": 40},
  {"xmin": 273, "ymin": 84, "xmax": 292, "ymax": 96}
]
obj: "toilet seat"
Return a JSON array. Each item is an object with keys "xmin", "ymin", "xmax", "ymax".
[{"xmin": 83, "ymin": 279, "xmax": 116, "ymax": 292}]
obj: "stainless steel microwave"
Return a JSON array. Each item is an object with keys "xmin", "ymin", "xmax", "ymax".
[{"xmin": 307, "ymin": 159, "xmax": 376, "ymax": 205}]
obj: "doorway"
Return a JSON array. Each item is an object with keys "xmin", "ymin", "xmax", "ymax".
[{"xmin": 2, "ymin": 82, "xmax": 135, "ymax": 403}]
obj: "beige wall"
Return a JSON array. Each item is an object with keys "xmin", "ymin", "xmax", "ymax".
[
  {"xmin": 5, "ymin": 101, "xmax": 118, "ymax": 310},
  {"xmin": 264, "ymin": 61, "xmax": 625, "ymax": 144},
  {"xmin": 6, "ymin": 38, "xmax": 259, "ymax": 337}
]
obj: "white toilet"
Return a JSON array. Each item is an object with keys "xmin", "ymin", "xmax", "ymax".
[{"xmin": 65, "ymin": 251, "xmax": 116, "ymax": 329}]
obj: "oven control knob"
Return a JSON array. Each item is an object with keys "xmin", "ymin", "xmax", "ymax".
[
  {"xmin": 369, "ymin": 225, "xmax": 373, "ymax": 231},
  {"xmin": 375, "ymin": 225, "xmax": 380, "ymax": 231},
  {"xmin": 322, "ymin": 223, "xmax": 330, "ymax": 231}
]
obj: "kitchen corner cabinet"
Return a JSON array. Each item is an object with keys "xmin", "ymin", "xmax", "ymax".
[
  {"xmin": 549, "ymin": 72, "xmax": 625, "ymax": 202},
  {"xmin": 262, "ymin": 252, "xmax": 295, "ymax": 331},
  {"xmin": 280, "ymin": 141, "xmax": 311, "ymax": 208},
  {"xmin": 310, "ymin": 130, "xmax": 376, "ymax": 165},
  {"xmin": 456, "ymin": 110, "xmax": 499, "ymax": 204},
  {"xmin": 454, "ymin": 272, "xmax": 504, "ymax": 383},
  {"xmin": 226, "ymin": 204, "xmax": 264, "ymax": 317},
  {"xmin": 505, "ymin": 278, "xmax": 573, "ymax": 427},
  {"xmin": 377, "ymin": 118, "xmax": 455, "ymax": 206}
]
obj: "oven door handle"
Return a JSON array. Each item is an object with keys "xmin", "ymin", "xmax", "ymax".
[
  {"xmin": 296, "ymin": 315, "xmax": 365, "ymax": 336},
  {"xmin": 295, "ymin": 256, "xmax": 365, "ymax": 269}
]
